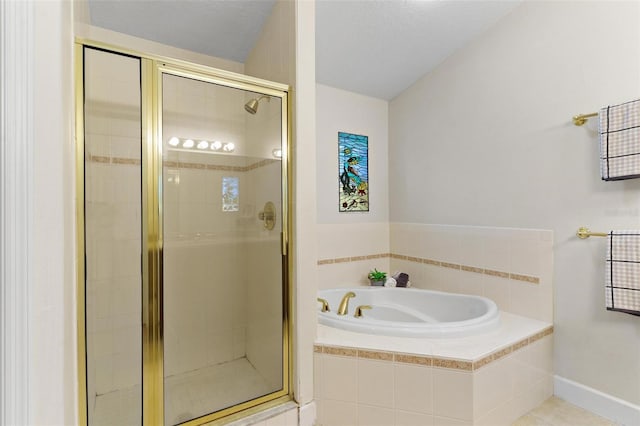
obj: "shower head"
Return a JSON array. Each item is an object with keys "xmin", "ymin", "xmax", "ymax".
[
  {"xmin": 244, "ymin": 95, "xmax": 270, "ymax": 114},
  {"xmin": 244, "ymin": 98, "xmax": 260, "ymax": 114}
]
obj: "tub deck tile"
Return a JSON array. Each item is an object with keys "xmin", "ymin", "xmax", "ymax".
[{"xmin": 316, "ymin": 313, "xmax": 554, "ymax": 372}]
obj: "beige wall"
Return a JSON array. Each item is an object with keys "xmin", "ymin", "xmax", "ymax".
[
  {"xmin": 292, "ymin": 0, "xmax": 318, "ymax": 410},
  {"xmin": 244, "ymin": 0, "xmax": 295, "ymax": 85},
  {"xmin": 316, "ymin": 84, "xmax": 390, "ymax": 288},
  {"xmin": 75, "ymin": 23, "xmax": 244, "ymax": 74},
  {"xmin": 389, "ymin": 0, "xmax": 640, "ymax": 406},
  {"xmin": 243, "ymin": 0, "xmax": 301, "ymax": 403}
]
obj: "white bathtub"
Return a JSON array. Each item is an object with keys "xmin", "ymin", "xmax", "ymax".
[{"xmin": 317, "ymin": 287, "xmax": 500, "ymax": 338}]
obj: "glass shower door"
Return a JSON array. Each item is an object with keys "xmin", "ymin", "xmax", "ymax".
[{"xmin": 161, "ymin": 72, "xmax": 286, "ymax": 425}]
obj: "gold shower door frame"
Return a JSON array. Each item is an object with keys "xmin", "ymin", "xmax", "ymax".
[{"xmin": 75, "ymin": 41, "xmax": 293, "ymax": 426}]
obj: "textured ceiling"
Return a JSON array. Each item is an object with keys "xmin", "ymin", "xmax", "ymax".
[
  {"xmin": 88, "ymin": 0, "xmax": 522, "ymax": 101},
  {"xmin": 316, "ymin": 0, "xmax": 522, "ymax": 100},
  {"xmin": 87, "ymin": 0, "xmax": 276, "ymax": 63}
]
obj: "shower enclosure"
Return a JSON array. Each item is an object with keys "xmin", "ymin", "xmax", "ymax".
[{"xmin": 77, "ymin": 44, "xmax": 291, "ymax": 425}]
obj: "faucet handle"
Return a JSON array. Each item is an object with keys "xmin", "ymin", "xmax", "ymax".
[
  {"xmin": 317, "ymin": 297, "xmax": 330, "ymax": 312},
  {"xmin": 354, "ymin": 305, "xmax": 372, "ymax": 318}
]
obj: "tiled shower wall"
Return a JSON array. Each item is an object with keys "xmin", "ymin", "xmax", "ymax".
[
  {"xmin": 85, "ymin": 158, "xmax": 142, "ymax": 398},
  {"xmin": 163, "ymin": 157, "xmax": 283, "ymax": 382},
  {"xmin": 84, "ymin": 48, "xmax": 142, "ymax": 418},
  {"xmin": 246, "ymin": 161, "xmax": 285, "ymax": 390}
]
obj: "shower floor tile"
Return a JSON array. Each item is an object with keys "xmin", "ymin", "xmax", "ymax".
[
  {"xmin": 93, "ymin": 385, "xmax": 141, "ymax": 426},
  {"xmin": 165, "ymin": 357, "xmax": 276, "ymax": 424},
  {"xmin": 92, "ymin": 357, "xmax": 275, "ymax": 426}
]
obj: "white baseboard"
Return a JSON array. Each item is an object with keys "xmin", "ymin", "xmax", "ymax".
[{"xmin": 554, "ymin": 375, "xmax": 640, "ymax": 426}]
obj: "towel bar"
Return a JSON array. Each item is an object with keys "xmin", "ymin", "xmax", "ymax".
[
  {"xmin": 576, "ymin": 227, "xmax": 608, "ymax": 239},
  {"xmin": 573, "ymin": 112, "xmax": 598, "ymax": 126}
]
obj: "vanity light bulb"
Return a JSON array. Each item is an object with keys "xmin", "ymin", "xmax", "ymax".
[
  {"xmin": 168, "ymin": 137, "xmax": 180, "ymax": 146},
  {"xmin": 197, "ymin": 140, "xmax": 209, "ymax": 149},
  {"xmin": 223, "ymin": 142, "xmax": 235, "ymax": 152},
  {"xmin": 211, "ymin": 140, "xmax": 222, "ymax": 150},
  {"xmin": 183, "ymin": 139, "xmax": 194, "ymax": 148},
  {"xmin": 272, "ymin": 148, "xmax": 283, "ymax": 158}
]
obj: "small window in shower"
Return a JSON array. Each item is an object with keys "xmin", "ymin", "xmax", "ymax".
[{"xmin": 222, "ymin": 176, "xmax": 239, "ymax": 212}]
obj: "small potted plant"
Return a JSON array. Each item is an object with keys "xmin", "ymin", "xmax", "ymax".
[{"xmin": 368, "ymin": 268, "xmax": 387, "ymax": 286}]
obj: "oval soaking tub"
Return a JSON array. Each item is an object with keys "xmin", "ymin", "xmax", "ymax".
[{"xmin": 317, "ymin": 287, "xmax": 500, "ymax": 338}]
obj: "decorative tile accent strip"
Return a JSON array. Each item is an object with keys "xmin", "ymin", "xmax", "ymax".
[
  {"xmin": 433, "ymin": 358, "xmax": 473, "ymax": 371},
  {"xmin": 484, "ymin": 269, "xmax": 510, "ymax": 279},
  {"xmin": 358, "ymin": 349, "xmax": 394, "ymax": 361},
  {"xmin": 316, "ymin": 252, "xmax": 540, "ymax": 285},
  {"xmin": 528, "ymin": 326, "xmax": 553, "ymax": 344},
  {"xmin": 181, "ymin": 162, "xmax": 206, "ymax": 170},
  {"xmin": 395, "ymin": 354, "xmax": 432, "ymax": 366},
  {"xmin": 318, "ymin": 253, "xmax": 390, "ymax": 265},
  {"xmin": 112, "ymin": 157, "xmax": 141, "ymax": 165},
  {"xmin": 315, "ymin": 327, "xmax": 554, "ymax": 372},
  {"xmin": 323, "ymin": 346, "xmax": 357, "ymax": 357},
  {"xmin": 88, "ymin": 154, "xmax": 277, "ymax": 172},
  {"xmin": 91, "ymin": 155, "xmax": 110, "ymax": 164},
  {"xmin": 206, "ymin": 164, "xmax": 245, "ymax": 172},
  {"xmin": 512, "ymin": 339, "xmax": 529, "ymax": 352},
  {"xmin": 246, "ymin": 158, "xmax": 279, "ymax": 171},
  {"xmin": 472, "ymin": 355, "xmax": 494, "ymax": 370},
  {"xmin": 440, "ymin": 261, "xmax": 461, "ymax": 270},
  {"xmin": 461, "ymin": 265, "xmax": 484, "ymax": 274},
  {"xmin": 491, "ymin": 346, "xmax": 513, "ymax": 362},
  {"xmin": 372, "ymin": 253, "xmax": 391, "ymax": 259},
  {"xmin": 510, "ymin": 273, "xmax": 540, "ymax": 284}
]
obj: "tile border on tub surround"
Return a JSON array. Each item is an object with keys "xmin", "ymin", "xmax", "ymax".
[
  {"xmin": 316, "ymin": 252, "xmax": 540, "ymax": 284},
  {"xmin": 314, "ymin": 326, "xmax": 553, "ymax": 372}
]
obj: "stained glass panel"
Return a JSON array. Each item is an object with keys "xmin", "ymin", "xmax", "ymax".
[{"xmin": 338, "ymin": 132, "xmax": 369, "ymax": 212}]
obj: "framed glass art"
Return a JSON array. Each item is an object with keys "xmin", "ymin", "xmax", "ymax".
[{"xmin": 338, "ymin": 131, "xmax": 369, "ymax": 212}]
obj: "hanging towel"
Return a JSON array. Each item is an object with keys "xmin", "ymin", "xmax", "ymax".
[
  {"xmin": 605, "ymin": 230, "xmax": 640, "ymax": 316},
  {"xmin": 600, "ymin": 99, "xmax": 640, "ymax": 180}
]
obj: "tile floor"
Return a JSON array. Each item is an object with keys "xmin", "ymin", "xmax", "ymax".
[
  {"xmin": 513, "ymin": 397, "xmax": 615, "ymax": 426},
  {"xmin": 93, "ymin": 386, "xmax": 612, "ymax": 426}
]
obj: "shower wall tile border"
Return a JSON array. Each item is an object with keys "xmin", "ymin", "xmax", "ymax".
[
  {"xmin": 87, "ymin": 154, "xmax": 278, "ymax": 172},
  {"xmin": 316, "ymin": 252, "xmax": 540, "ymax": 284},
  {"xmin": 314, "ymin": 326, "xmax": 553, "ymax": 372}
]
